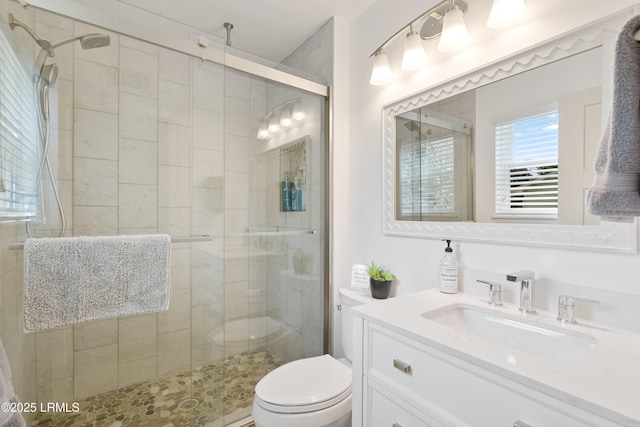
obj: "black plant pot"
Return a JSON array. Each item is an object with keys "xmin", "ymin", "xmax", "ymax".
[{"xmin": 370, "ymin": 278, "xmax": 392, "ymax": 299}]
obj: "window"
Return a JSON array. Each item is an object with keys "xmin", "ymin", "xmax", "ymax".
[
  {"xmin": 494, "ymin": 110, "xmax": 559, "ymax": 218},
  {"xmin": 398, "ymin": 135, "xmax": 455, "ymax": 220},
  {"xmin": 0, "ymin": 26, "xmax": 39, "ymax": 218}
]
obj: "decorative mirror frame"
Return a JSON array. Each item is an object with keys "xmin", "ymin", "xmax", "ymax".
[{"xmin": 382, "ymin": 7, "xmax": 638, "ymax": 253}]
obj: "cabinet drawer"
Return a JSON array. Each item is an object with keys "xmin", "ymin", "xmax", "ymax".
[
  {"xmin": 366, "ymin": 323, "xmax": 618, "ymax": 427},
  {"xmin": 368, "ymin": 324, "xmax": 432, "ymax": 397},
  {"xmin": 368, "ymin": 385, "xmax": 434, "ymax": 427}
]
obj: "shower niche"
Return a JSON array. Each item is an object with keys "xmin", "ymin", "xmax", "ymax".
[{"xmin": 276, "ymin": 138, "xmax": 308, "ymax": 212}]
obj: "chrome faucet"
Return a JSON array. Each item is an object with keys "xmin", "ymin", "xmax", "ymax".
[{"xmin": 506, "ymin": 271, "xmax": 536, "ymax": 314}]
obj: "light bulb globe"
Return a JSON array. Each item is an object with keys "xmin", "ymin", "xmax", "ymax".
[
  {"xmin": 438, "ymin": 7, "xmax": 472, "ymax": 53},
  {"xmin": 487, "ymin": 0, "xmax": 528, "ymax": 29},
  {"xmin": 401, "ymin": 30, "xmax": 427, "ymax": 71},
  {"xmin": 369, "ymin": 50, "xmax": 392, "ymax": 86}
]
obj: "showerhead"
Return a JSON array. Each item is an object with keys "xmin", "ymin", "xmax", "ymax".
[
  {"xmin": 404, "ymin": 120, "xmax": 431, "ymax": 139},
  {"xmin": 8, "ymin": 13, "xmax": 55, "ymax": 57},
  {"xmin": 51, "ymin": 33, "xmax": 111, "ymax": 50},
  {"xmin": 79, "ymin": 34, "xmax": 111, "ymax": 50},
  {"xmin": 40, "ymin": 63, "xmax": 58, "ymax": 87},
  {"xmin": 404, "ymin": 121, "xmax": 421, "ymax": 133}
]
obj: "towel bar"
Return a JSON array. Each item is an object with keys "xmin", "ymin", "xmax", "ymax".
[{"xmin": 8, "ymin": 230, "xmax": 318, "ymax": 250}]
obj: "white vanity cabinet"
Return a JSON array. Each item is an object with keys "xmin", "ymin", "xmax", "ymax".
[{"xmin": 353, "ymin": 319, "xmax": 625, "ymax": 427}]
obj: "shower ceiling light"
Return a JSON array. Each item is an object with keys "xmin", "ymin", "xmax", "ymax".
[
  {"xmin": 257, "ymin": 99, "xmax": 305, "ymax": 140},
  {"xmin": 368, "ymin": 0, "xmax": 527, "ymax": 85},
  {"xmin": 487, "ymin": 0, "xmax": 528, "ymax": 29}
]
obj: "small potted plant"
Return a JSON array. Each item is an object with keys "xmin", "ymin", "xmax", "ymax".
[{"xmin": 367, "ymin": 260, "xmax": 395, "ymax": 299}]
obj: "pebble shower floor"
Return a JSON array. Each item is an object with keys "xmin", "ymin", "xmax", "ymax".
[{"xmin": 34, "ymin": 350, "xmax": 281, "ymax": 426}]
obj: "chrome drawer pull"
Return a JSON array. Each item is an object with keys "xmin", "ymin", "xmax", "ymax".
[
  {"xmin": 514, "ymin": 420, "xmax": 532, "ymax": 427},
  {"xmin": 393, "ymin": 358, "xmax": 411, "ymax": 374}
]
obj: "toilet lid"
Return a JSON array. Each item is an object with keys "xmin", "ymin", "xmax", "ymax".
[{"xmin": 255, "ymin": 354, "xmax": 352, "ymax": 413}]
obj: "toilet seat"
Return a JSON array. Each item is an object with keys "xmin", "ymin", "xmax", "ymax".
[{"xmin": 254, "ymin": 354, "xmax": 352, "ymax": 414}]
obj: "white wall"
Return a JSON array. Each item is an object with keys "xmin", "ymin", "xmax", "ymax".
[{"xmin": 334, "ymin": 0, "xmax": 640, "ymax": 356}]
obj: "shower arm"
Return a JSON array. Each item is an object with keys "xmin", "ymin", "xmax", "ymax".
[
  {"xmin": 8, "ymin": 13, "xmax": 55, "ymax": 57},
  {"xmin": 51, "ymin": 33, "xmax": 102, "ymax": 50}
]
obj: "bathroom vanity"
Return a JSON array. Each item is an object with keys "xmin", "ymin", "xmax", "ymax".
[{"xmin": 351, "ymin": 290, "xmax": 640, "ymax": 426}]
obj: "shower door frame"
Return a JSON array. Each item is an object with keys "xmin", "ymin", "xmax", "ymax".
[
  {"xmin": 25, "ymin": 0, "xmax": 333, "ymax": 354},
  {"xmin": 14, "ymin": 4, "xmax": 334, "ymax": 426}
]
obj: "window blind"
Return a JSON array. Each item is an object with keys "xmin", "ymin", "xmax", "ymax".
[
  {"xmin": 495, "ymin": 111, "xmax": 558, "ymax": 218},
  {"xmin": 398, "ymin": 135, "xmax": 455, "ymax": 219},
  {"xmin": 0, "ymin": 27, "xmax": 39, "ymax": 218}
]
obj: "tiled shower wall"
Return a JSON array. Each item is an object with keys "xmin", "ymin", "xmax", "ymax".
[{"xmin": 29, "ymin": 9, "xmax": 238, "ymax": 403}]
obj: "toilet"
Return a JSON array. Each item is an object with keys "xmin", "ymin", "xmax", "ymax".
[{"xmin": 252, "ymin": 286, "xmax": 373, "ymax": 427}]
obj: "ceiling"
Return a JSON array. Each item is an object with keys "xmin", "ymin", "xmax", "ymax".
[{"xmin": 117, "ymin": 0, "xmax": 376, "ymax": 63}]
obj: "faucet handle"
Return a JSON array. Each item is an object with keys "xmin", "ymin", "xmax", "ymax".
[
  {"xmin": 557, "ymin": 295, "xmax": 599, "ymax": 324},
  {"xmin": 476, "ymin": 280, "xmax": 503, "ymax": 306}
]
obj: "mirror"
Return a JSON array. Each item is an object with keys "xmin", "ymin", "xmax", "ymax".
[
  {"xmin": 383, "ymin": 9, "xmax": 637, "ymax": 252},
  {"xmin": 395, "ymin": 48, "xmax": 601, "ymax": 225}
]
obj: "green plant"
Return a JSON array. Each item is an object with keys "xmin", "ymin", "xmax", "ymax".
[{"xmin": 367, "ymin": 260, "xmax": 395, "ymax": 282}]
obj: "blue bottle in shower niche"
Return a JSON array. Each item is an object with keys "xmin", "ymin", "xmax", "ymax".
[
  {"xmin": 291, "ymin": 171, "xmax": 302, "ymax": 211},
  {"xmin": 281, "ymin": 172, "xmax": 292, "ymax": 212}
]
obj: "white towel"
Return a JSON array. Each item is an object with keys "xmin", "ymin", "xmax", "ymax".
[
  {"xmin": 0, "ymin": 340, "xmax": 26, "ymax": 427},
  {"xmin": 23, "ymin": 234, "xmax": 171, "ymax": 332}
]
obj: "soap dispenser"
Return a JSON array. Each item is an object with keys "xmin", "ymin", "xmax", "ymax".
[{"xmin": 439, "ymin": 239, "xmax": 458, "ymax": 294}]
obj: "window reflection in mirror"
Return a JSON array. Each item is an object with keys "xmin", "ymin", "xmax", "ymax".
[{"xmin": 393, "ymin": 47, "xmax": 603, "ymax": 226}]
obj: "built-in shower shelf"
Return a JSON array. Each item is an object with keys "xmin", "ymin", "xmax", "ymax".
[{"xmin": 280, "ymin": 269, "xmax": 319, "ymax": 281}]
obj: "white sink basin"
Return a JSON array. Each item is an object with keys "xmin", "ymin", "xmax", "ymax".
[{"xmin": 422, "ymin": 303, "xmax": 598, "ymax": 362}]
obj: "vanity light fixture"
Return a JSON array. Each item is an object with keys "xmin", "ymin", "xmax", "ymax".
[
  {"xmin": 401, "ymin": 25, "xmax": 428, "ymax": 71},
  {"xmin": 257, "ymin": 98, "xmax": 305, "ymax": 140},
  {"xmin": 257, "ymin": 121, "xmax": 270, "ymax": 139},
  {"xmin": 438, "ymin": 0, "xmax": 472, "ymax": 53},
  {"xmin": 369, "ymin": 0, "xmax": 527, "ymax": 85},
  {"xmin": 368, "ymin": 0, "xmax": 469, "ymax": 86},
  {"xmin": 370, "ymin": 49, "xmax": 392, "ymax": 86},
  {"xmin": 292, "ymin": 100, "xmax": 306, "ymax": 121},
  {"xmin": 267, "ymin": 114, "xmax": 280, "ymax": 133},
  {"xmin": 487, "ymin": 0, "xmax": 528, "ymax": 29},
  {"xmin": 280, "ymin": 107, "xmax": 293, "ymax": 128}
]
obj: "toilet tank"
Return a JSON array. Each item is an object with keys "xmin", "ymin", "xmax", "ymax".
[{"xmin": 339, "ymin": 287, "xmax": 373, "ymax": 362}]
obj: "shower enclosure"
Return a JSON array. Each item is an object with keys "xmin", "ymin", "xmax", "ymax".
[{"xmin": 7, "ymin": 5, "xmax": 328, "ymax": 426}]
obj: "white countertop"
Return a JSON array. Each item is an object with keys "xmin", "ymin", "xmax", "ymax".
[{"xmin": 353, "ymin": 289, "xmax": 640, "ymax": 425}]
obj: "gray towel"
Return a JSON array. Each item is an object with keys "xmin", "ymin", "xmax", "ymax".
[
  {"xmin": 587, "ymin": 15, "xmax": 640, "ymax": 217},
  {"xmin": 0, "ymin": 340, "xmax": 26, "ymax": 427},
  {"xmin": 24, "ymin": 234, "xmax": 171, "ymax": 332}
]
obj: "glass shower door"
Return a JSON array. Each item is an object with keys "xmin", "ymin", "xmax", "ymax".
[{"xmin": 218, "ymin": 71, "xmax": 328, "ymax": 424}]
